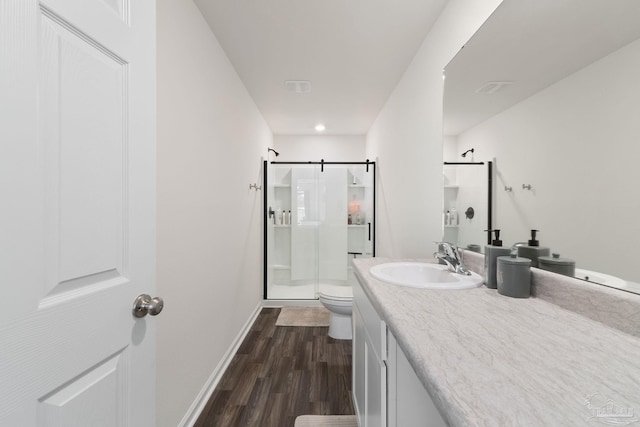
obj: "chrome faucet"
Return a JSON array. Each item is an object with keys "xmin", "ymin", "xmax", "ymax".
[{"xmin": 434, "ymin": 242, "xmax": 471, "ymax": 276}]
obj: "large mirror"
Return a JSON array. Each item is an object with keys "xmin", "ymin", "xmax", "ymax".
[{"xmin": 443, "ymin": 0, "xmax": 640, "ymax": 293}]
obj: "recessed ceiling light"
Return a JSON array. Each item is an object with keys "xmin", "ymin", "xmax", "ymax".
[{"xmin": 315, "ymin": 124, "xmax": 326, "ymax": 132}]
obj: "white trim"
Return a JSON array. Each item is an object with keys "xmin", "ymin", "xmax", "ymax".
[{"xmin": 178, "ymin": 301, "xmax": 262, "ymax": 427}]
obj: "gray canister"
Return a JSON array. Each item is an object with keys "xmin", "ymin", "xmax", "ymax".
[
  {"xmin": 517, "ymin": 245, "xmax": 550, "ymax": 268},
  {"xmin": 538, "ymin": 253, "xmax": 575, "ymax": 277},
  {"xmin": 497, "ymin": 254, "xmax": 532, "ymax": 298}
]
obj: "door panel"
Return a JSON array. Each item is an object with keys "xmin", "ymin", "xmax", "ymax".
[
  {"xmin": 38, "ymin": 349, "xmax": 128, "ymax": 427},
  {"xmin": 0, "ymin": 0, "xmax": 156, "ymax": 425},
  {"xmin": 41, "ymin": 8, "xmax": 127, "ymax": 298},
  {"xmin": 318, "ymin": 166, "xmax": 348, "ymax": 282}
]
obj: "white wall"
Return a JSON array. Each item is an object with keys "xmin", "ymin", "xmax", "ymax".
[
  {"xmin": 455, "ymin": 37, "xmax": 640, "ymax": 282},
  {"xmin": 366, "ymin": 0, "xmax": 503, "ymax": 258},
  {"xmin": 274, "ymin": 134, "xmax": 366, "ymax": 162},
  {"xmin": 443, "ymin": 135, "xmax": 459, "ymax": 162},
  {"xmin": 156, "ymin": 1, "xmax": 272, "ymax": 425}
]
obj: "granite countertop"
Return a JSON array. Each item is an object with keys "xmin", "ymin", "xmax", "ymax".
[{"xmin": 352, "ymin": 257, "xmax": 640, "ymax": 427}]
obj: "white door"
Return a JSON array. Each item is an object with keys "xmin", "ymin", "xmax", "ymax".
[{"xmin": 0, "ymin": 0, "xmax": 157, "ymax": 425}]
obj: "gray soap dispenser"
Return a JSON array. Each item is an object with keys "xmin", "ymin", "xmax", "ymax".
[
  {"xmin": 484, "ymin": 229, "xmax": 511, "ymax": 289},
  {"xmin": 516, "ymin": 229, "xmax": 550, "ymax": 268}
]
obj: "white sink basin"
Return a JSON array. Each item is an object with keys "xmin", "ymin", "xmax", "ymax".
[{"xmin": 370, "ymin": 262, "xmax": 483, "ymax": 290}]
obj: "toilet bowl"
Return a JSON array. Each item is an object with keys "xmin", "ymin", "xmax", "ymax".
[{"xmin": 318, "ymin": 284, "xmax": 353, "ymax": 340}]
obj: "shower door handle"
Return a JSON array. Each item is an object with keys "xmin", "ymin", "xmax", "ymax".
[{"xmin": 368, "ymin": 222, "xmax": 371, "ymax": 241}]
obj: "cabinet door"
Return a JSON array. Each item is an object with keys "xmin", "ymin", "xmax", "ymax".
[
  {"xmin": 353, "ymin": 299, "xmax": 387, "ymax": 427},
  {"xmin": 388, "ymin": 333, "xmax": 447, "ymax": 427},
  {"xmin": 353, "ymin": 302, "xmax": 367, "ymax": 426},
  {"xmin": 365, "ymin": 337, "xmax": 387, "ymax": 427}
]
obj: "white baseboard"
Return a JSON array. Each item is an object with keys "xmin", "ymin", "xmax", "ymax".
[{"xmin": 178, "ymin": 301, "xmax": 263, "ymax": 427}]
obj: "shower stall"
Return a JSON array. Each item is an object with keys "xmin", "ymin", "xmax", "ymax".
[{"xmin": 263, "ymin": 160, "xmax": 376, "ymax": 300}]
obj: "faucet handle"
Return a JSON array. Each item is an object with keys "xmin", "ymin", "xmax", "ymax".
[
  {"xmin": 434, "ymin": 241, "xmax": 451, "ymax": 250},
  {"xmin": 435, "ymin": 242, "xmax": 458, "ymax": 258}
]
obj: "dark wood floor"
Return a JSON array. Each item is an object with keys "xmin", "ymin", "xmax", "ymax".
[{"xmin": 194, "ymin": 308, "xmax": 354, "ymax": 427}]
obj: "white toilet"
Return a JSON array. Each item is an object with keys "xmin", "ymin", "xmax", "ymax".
[{"xmin": 318, "ymin": 284, "xmax": 353, "ymax": 340}]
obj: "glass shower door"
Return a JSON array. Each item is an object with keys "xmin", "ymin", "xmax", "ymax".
[
  {"xmin": 289, "ymin": 165, "xmax": 323, "ymax": 298},
  {"xmin": 265, "ymin": 163, "xmax": 318, "ymax": 299}
]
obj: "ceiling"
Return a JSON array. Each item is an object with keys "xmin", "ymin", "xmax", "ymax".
[
  {"xmin": 194, "ymin": 0, "xmax": 448, "ymax": 135},
  {"xmin": 443, "ymin": 0, "xmax": 640, "ymax": 136}
]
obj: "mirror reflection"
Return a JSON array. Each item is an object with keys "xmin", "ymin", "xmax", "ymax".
[
  {"xmin": 443, "ymin": 0, "xmax": 640, "ymax": 293},
  {"xmin": 442, "ymin": 161, "xmax": 491, "ymax": 252}
]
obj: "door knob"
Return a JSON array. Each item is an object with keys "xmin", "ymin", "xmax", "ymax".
[{"xmin": 133, "ymin": 294, "xmax": 164, "ymax": 318}]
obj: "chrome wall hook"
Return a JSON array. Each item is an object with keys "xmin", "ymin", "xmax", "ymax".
[
  {"xmin": 522, "ymin": 184, "xmax": 532, "ymax": 190},
  {"xmin": 249, "ymin": 183, "xmax": 262, "ymax": 191}
]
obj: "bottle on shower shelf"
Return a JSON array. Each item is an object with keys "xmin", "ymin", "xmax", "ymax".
[{"xmin": 450, "ymin": 207, "xmax": 458, "ymax": 226}]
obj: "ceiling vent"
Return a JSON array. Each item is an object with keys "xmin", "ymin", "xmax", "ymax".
[
  {"xmin": 285, "ymin": 80, "xmax": 311, "ymax": 94},
  {"xmin": 475, "ymin": 81, "xmax": 513, "ymax": 94}
]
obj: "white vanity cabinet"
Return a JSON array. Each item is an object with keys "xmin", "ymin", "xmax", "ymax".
[{"xmin": 353, "ymin": 275, "xmax": 448, "ymax": 427}]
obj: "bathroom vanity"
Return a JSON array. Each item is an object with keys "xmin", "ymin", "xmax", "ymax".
[{"xmin": 352, "ymin": 256, "xmax": 640, "ymax": 426}]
